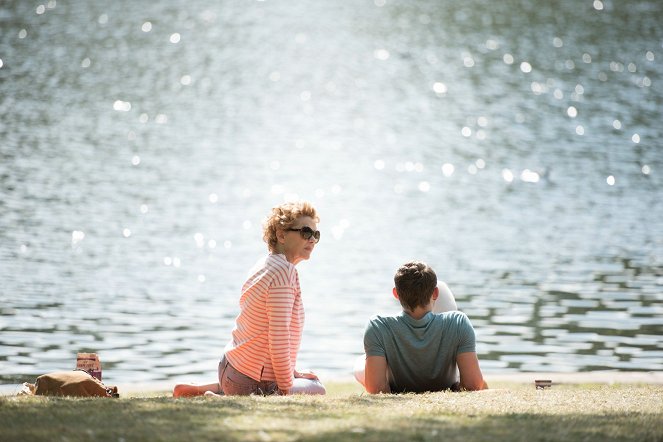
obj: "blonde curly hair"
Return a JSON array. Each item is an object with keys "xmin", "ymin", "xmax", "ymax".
[{"xmin": 263, "ymin": 201, "xmax": 319, "ymax": 253}]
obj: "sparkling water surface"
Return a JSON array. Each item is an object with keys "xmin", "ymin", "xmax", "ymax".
[{"xmin": 1, "ymin": 0, "xmax": 662, "ymax": 385}]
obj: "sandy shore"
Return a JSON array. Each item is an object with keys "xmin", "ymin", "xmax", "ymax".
[
  {"xmin": 114, "ymin": 371, "xmax": 663, "ymax": 393},
  {"xmin": 484, "ymin": 371, "xmax": 663, "ymax": 385},
  {"xmin": 2, "ymin": 371, "xmax": 661, "ymax": 396}
]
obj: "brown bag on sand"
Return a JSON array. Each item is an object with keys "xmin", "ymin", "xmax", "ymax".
[{"xmin": 34, "ymin": 370, "xmax": 119, "ymax": 398}]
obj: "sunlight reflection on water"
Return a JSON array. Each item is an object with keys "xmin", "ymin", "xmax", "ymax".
[{"xmin": 0, "ymin": 0, "xmax": 662, "ymax": 384}]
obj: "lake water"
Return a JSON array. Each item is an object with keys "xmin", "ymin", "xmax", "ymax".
[{"xmin": 1, "ymin": 0, "xmax": 662, "ymax": 386}]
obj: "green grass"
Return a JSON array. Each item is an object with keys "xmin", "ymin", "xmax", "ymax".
[{"xmin": 1, "ymin": 382, "xmax": 661, "ymax": 441}]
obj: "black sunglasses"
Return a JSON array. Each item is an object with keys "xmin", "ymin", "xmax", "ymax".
[{"xmin": 287, "ymin": 226, "xmax": 321, "ymax": 243}]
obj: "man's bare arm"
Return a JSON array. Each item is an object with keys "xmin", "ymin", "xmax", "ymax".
[
  {"xmin": 364, "ymin": 356, "xmax": 391, "ymax": 394},
  {"xmin": 457, "ymin": 352, "xmax": 488, "ymax": 391}
]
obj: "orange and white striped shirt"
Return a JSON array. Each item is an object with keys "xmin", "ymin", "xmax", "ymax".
[{"xmin": 224, "ymin": 253, "xmax": 304, "ymax": 391}]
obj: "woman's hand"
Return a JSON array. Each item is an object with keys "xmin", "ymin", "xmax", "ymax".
[{"xmin": 294, "ymin": 369, "xmax": 319, "ymax": 380}]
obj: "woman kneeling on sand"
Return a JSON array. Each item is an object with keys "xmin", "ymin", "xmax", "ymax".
[{"xmin": 174, "ymin": 201, "xmax": 326, "ymax": 396}]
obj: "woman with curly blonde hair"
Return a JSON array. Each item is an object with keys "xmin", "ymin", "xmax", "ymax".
[{"xmin": 174, "ymin": 201, "xmax": 325, "ymax": 397}]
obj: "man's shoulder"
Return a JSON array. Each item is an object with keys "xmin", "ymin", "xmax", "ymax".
[
  {"xmin": 365, "ymin": 314, "xmax": 403, "ymax": 332},
  {"xmin": 434, "ymin": 310, "xmax": 472, "ymax": 326},
  {"xmin": 435, "ymin": 310, "xmax": 469, "ymax": 320},
  {"xmin": 367, "ymin": 314, "xmax": 400, "ymax": 325},
  {"xmin": 369, "ymin": 311, "xmax": 469, "ymax": 323},
  {"xmin": 367, "ymin": 311, "xmax": 472, "ymax": 332},
  {"xmin": 430, "ymin": 312, "xmax": 477, "ymax": 341}
]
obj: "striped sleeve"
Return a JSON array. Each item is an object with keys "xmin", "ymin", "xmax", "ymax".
[
  {"xmin": 224, "ymin": 254, "xmax": 303, "ymax": 388},
  {"xmin": 266, "ymin": 281, "xmax": 296, "ymax": 390}
]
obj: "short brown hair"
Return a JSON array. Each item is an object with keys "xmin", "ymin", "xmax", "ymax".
[
  {"xmin": 262, "ymin": 201, "xmax": 319, "ymax": 253},
  {"xmin": 394, "ymin": 261, "xmax": 438, "ymax": 311}
]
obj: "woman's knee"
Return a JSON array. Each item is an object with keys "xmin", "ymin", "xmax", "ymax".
[
  {"xmin": 434, "ymin": 281, "xmax": 458, "ymax": 313},
  {"xmin": 291, "ymin": 378, "xmax": 326, "ymax": 395},
  {"xmin": 353, "ymin": 355, "xmax": 366, "ymax": 386}
]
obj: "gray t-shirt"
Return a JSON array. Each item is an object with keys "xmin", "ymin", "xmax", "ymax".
[{"xmin": 363, "ymin": 310, "xmax": 476, "ymax": 393}]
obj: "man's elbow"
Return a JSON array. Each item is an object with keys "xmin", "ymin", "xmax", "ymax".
[
  {"xmin": 365, "ymin": 383, "xmax": 390, "ymax": 394},
  {"xmin": 461, "ymin": 379, "xmax": 488, "ymax": 391}
]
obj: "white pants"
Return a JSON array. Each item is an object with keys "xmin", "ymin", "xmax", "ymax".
[
  {"xmin": 291, "ymin": 378, "xmax": 326, "ymax": 395},
  {"xmin": 353, "ymin": 282, "xmax": 458, "ymax": 386}
]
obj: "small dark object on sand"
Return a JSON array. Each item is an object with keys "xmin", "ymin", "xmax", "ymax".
[{"xmin": 535, "ymin": 379, "xmax": 552, "ymax": 389}]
